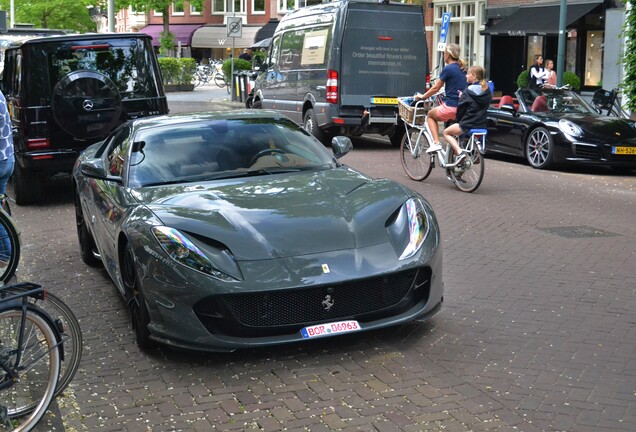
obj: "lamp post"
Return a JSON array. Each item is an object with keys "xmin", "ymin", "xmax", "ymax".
[
  {"xmin": 10, "ymin": 0, "xmax": 13, "ymax": 28},
  {"xmin": 108, "ymin": 0, "xmax": 115, "ymax": 32},
  {"xmin": 556, "ymin": 0, "xmax": 566, "ymax": 87}
]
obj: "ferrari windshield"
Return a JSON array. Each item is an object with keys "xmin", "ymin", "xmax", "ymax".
[
  {"xmin": 518, "ymin": 89, "xmax": 596, "ymax": 115},
  {"xmin": 126, "ymin": 117, "xmax": 335, "ymax": 187}
]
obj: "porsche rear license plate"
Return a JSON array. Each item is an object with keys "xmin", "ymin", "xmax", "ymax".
[
  {"xmin": 371, "ymin": 97, "xmax": 398, "ymax": 105},
  {"xmin": 612, "ymin": 146, "xmax": 636, "ymax": 155},
  {"xmin": 301, "ymin": 320, "xmax": 361, "ymax": 339}
]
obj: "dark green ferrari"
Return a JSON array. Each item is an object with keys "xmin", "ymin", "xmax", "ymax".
[{"xmin": 73, "ymin": 110, "xmax": 443, "ymax": 352}]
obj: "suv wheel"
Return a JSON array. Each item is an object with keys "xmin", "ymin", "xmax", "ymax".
[
  {"xmin": 12, "ymin": 164, "xmax": 43, "ymax": 205},
  {"xmin": 52, "ymin": 70, "xmax": 123, "ymax": 140}
]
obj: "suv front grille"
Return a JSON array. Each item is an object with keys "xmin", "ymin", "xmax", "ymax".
[{"xmin": 193, "ymin": 267, "xmax": 431, "ymax": 337}]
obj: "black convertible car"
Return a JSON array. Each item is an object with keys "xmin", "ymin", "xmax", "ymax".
[{"xmin": 485, "ymin": 88, "xmax": 636, "ymax": 171}]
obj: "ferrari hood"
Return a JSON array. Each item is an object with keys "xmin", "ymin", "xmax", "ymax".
[{"xmin": 138, "ymin": 168, "xmax": 410, "ymax": 260}]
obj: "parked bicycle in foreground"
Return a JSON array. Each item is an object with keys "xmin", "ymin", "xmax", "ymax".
[
  {"xmin": 592, "ymin": 88, "xmax": 629, "ymax": 119},
  {"xmin": 0, "ymin": 199, "xmax": 82, "ymax": 431},
  {"xmin": 0, "ymin": 283, "xmax": 61, "ymax": 432},
  {"xmin": 398, "ymin": 97, "xmax": 486, "ymax": 193}
]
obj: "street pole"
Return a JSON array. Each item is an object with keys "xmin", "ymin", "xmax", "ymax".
[
  {"xmin": 556, "ymin": 0, "xmax": 567, "ymax": 86},
  {"xmin": 108, "ymin": 0, "xmax": 115, "ymax": 33},
  {"xmin": 9, "ymin": 0, "xmax": 13, "ymax": 28}
]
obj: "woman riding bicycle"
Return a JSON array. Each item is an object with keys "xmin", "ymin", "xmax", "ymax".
[
  {"xmin": 413, "ymin": 43, "xmax": 466, "ymax": 155},
  {"xmin": 443, "ymin": 65, "xmax": 492, "ymax": 162}
]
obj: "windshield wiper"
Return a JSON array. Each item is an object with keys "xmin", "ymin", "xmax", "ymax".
[{"xmin": 201, "ymin": 168, "xmax": 302, "ymax": 181}]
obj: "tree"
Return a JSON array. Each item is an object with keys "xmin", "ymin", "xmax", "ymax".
[
  {"xmin": 0, "ymin": 0, "xmax": 97, "ymax": 32},
  {"xmin": 117, "ymin": 0, "xmax": 204, "ymax": 55},
  {"xmin": 622, "ymin": 0, "xmax": 636, "ymax": 114}
]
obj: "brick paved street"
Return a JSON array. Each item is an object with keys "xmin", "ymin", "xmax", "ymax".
[{"xmin": 10, "ymin": 89, "xmax": 635, "ymax": 431}]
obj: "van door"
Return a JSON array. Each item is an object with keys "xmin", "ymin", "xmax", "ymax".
[
  {"xmin": 274, "ymin": 31, "xmax": 303, "ymax": 122},
  {"xmin": 339, "ymin": 3, "xmax": 428, "ymax": 109},
  {"xmin": 258, "ymin": 35, "xmax": 283, "ymax": 110}
]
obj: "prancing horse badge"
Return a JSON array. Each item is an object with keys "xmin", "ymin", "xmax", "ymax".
[{"xmin": 322, "ymin": 264, "xmax": 330, "ymax": 274}]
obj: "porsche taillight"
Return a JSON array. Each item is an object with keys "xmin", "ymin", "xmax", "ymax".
[{"xmin": 326, "ymin": 69, "xmax": 338, "ymax": 104}]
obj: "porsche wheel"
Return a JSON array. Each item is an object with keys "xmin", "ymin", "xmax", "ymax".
[
  {"xmin": 74, "ymin": 191, "xmax": 101, "ymax": 267},
  {"xmin": 123, "ymin": 243, "xmax": 154, "ymax": 350},
  {"xmin": 526, "ymin": 127, "xmax": 554, "ymax": 169}
]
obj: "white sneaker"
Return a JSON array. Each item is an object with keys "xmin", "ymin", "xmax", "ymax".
[{"xmin": 426, "ymin": 142, "xmax": 442, "ymax": 154}]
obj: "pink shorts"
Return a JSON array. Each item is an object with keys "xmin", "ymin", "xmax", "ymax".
[{"xmin": 434, "ymin": 103, "xmax": 457, "ymax": 122}]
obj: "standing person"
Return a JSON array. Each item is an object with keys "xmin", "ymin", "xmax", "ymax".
[
  {"xmin": 239, "ymin": 49, "xmax": 252, "ymax": 61},
  {"xmin": 413, "ymin": 43, "xmax": 467, "ymax": 153},
  {"xmin": 544, "ymin": 59, "xmax": 557, "ymax": 88},
  {"xmin": 443, "ymin": 65, "xmax": 493, "ymax": 162},
  {"xmin": 0, "ymin": 90, "xmax": 14, "ymax": 214},
  {"xmin": 528, "ymin": 54, "xmax": 547, "ymax": 92}
]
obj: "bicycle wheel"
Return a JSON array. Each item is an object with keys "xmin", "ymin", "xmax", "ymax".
[
  {"xmin": 214, "ymin": 73, "xmax": 225, "ymax": 88},
  {"xmin": 0, "ymin": 209, "xmax": 20, "ymax": 284},
  {"xmin": 0, "ymin": 287, "xmax": 82, "ymax": 400},
  {"xmin": 451, "ymin": 137, "xmax": 485, "ymax": 193},
  {"xmin": 400, "ymin": 127, "xmax": 433, "ymax": 181},
  {"xmin": 192, "ymin": 73, "xmax": 202, "ymax": 87},
  {"xmin": 0, "ymin": 306, "xmax": 61, "ymax": 430}
]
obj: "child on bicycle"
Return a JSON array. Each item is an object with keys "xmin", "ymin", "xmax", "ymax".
[{"xmin": 443, "ymin": 65, "xmax": 492, "ymax": 162}]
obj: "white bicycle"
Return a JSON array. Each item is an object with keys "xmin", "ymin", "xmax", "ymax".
[{"xmin": 398, "ymin": 97, "xmax": 487, "ymax": 193}]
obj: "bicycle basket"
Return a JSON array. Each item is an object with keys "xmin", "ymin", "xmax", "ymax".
[
  {"xmin": 592, "ymin": 89, "xmax": 616, "ymax": 109},
  {"xmin": 398, "ymin": 98, "xmax": 430, "ymax": 125}
]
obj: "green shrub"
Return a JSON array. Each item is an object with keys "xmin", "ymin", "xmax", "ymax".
[
  {"xmin": 158, "ymin": 57, "xmax": 180, "ymax": 85},
  {"xmin": 178, "ymin": 57, "xmax": 197, "ymax": 85},
  {"xmin": 562, "ymin": 71, "xmax": 581, "ymax": 91},
  {"xmin": 222, "ymin": 58, "xmax": 252, "ymax": 79},
  {"xmin": 517, "ymin": 70, "xmax": 529, "ymax": 89},
  {"xmin": 159, "ymin": 31, "xmax": 176, "ymax": 56}
]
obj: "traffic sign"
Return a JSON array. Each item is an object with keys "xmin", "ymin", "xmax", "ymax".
[
  {"xmin": 437, "ymin": 12, "xmax": 452, "ymax": 52},
  {"xmin": 227, "ymin": 17, "xmax": 242, "ymax": 38}
]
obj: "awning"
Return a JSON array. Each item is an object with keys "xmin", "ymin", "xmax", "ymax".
[
  {"xmin": 254, "ymin": 19, "xmax": 280, "ymax": 42},
  {"xmin": 191, "ymin": 26, "xmax": 260, "ymax": 49},
  {"xmin": 139, "ymin": 24, "xmax": 202, "ymax": 47},
  {"xmin": 481, "ymin": 1, "xmax": 602, "ymax": 35}
]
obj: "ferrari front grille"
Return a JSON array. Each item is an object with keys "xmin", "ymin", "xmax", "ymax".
[{"xmin": 193, "ymin": 267, "xmax": 431, "ymax": 337}]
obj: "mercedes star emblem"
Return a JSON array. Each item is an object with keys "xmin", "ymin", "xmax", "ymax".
[{"xmin": 83, "ymin": 100, "xmax": 94, "ymax": 111}]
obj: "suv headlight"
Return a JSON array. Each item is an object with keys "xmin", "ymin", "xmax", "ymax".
[
  {"xmin": 152, "ymin": 226, "xmax": 239, "ymax": 281},
  {"xmin": 559, "ymin": 119, "xmax": 583, "ymax": 138}
]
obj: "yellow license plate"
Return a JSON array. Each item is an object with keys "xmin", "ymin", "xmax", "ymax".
[
  {"xmin": 371, "ymin": 97, "xmax": 398, "ymax": 105},
  {"xmin": 613, "ymin": 146, "xmax": 636, "ymax": 155}
]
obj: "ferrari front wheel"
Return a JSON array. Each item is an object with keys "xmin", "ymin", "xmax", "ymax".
[{"xmin": 123, "ymin": 243, "xmax": 154, "ymax": 350}]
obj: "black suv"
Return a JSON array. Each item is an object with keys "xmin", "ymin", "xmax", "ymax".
[{"xmin": 1, "ymin": 33, "xmax": 168, "ymax": 204}]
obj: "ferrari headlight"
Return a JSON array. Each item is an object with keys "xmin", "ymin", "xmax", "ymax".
[
  {"xmin": 152, "ymin": 226, "xmax": 237, "ymax": 281},
  {"xmin": 399, "ymin": 198, "xmax": 429, "ymax": 260},
  {"xmin": 559, "ymin": 119, "xmax": 583, "ymax": 138}
]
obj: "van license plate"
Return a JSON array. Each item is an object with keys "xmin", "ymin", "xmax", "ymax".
[
  {"xmin": 612, "ymin": 146, "xmax": 636, "ymax": 155},
  {"xmin": 371, "ymin": 97, "xmax": 398, "ymax": 105},
  {"xmin": 301, "ymin": 320, "xmax": 361, "ymax": 339}
]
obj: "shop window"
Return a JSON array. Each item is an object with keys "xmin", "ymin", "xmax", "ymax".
[
  {"xmin": 584, "ymin": 31, "xmax": 603, "ymax": 86},
  {"xmin": 526, "ymin": 35, "xmax": 544, "ymax": 69}
]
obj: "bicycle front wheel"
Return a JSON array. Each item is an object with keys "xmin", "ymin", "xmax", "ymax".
[
  {"xmin": 1, "ymin": 287, "xmax": 82, "ymax": 400},
  {"xmin": 451, "ymin": 137, "xmax": 485, "ymax": 193},
  {"xmin": 0, "ymin": 209, "xmax": 20, "ymax": 284},
  {"xmin": 214, "ymin": 74, "xmax": 225, "ymax": 88},
  {"xmin": 0, "ymin": 306, "xmax": 61, "ymax": 430},
  {"xmin": 400, "ymin": 128, "xmax": 433, "ymax": 181}
]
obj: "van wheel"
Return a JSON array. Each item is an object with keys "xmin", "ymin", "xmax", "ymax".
[
  {"xmin": 245, "ymin": 95, "xmax": 253, "ymax": 108},
  {"xmin": 12, "ymin": 164, "xmax": 43, "ymax": 205},
  {"xmin": 252, "ymin": 99, "xmax": 262, "ymax": 109},
  {"xmin": 52, "ymin": 70, "xmax": 123, "ymax": 140},
  {"xmin": 304, "ymin": 109, "xmax": 326, "ymax": 143},
  {"xmin": 390, "ymin": 128, "xmax": 405, "ymax": 148}
]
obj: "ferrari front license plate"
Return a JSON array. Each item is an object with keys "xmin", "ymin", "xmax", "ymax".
[
  {"xmin": 371, "ymin": 97, "xmax": 398, "ymax": 105},
  {"xmin": 301, "ymin": 320, "xmax": 361, "ymax": 339},
  {"xmin": 612, "ymin": 146, "xmax": 636, "ymax": 155}
]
